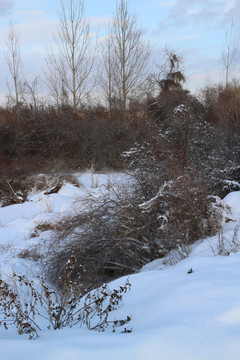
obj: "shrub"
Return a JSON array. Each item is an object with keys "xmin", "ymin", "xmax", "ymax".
[
  {"xmin": 0, "ymin": 173, "xmax": 79, "ymax": 207},
  {"xmin": 123, "ymin": 92, "xmax": 223, "ymax": 254},
  {"xmin": 44, "ymin": 168, "xmax": 222, "ymax": 291},
  {"xmin": 0, "ymin": 250, "xmax": 131, "ymax": 339},
  {"xmin": 199, "ymin": 82, "xmax": 240, "ymax": 196},
  {"xmin": 0, "ymin": 103, "xmax": 140, "ymax": 176},
  {"xmin": 44, "ymin": 183, "xmax": 153, "ymax": 289},
  {"xmin": 138, "ymin": 173, "xmax": 222, "ymax": 250}
]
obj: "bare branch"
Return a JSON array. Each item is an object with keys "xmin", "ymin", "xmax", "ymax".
[
  {"xmin": 46, "ymin": 0, "xmax": 96, "ymax": 112},
  {"xmin": 101, "ymin": 0, "xmax": 149, "ymax": 123},
  {"xmin": 5, "ymin": 19, "xmax": 24, "ymax": 117},
  {"xmin": 222, "ymin": 19, "xmax": 240, "ymax": 87}
]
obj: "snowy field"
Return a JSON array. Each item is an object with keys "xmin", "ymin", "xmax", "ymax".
[{"xmin": 0, "ymin": 172, "xmax": 240, "ymax": 360}]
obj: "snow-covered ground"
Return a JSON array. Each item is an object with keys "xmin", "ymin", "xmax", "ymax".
[{"xmin": 0, "ymin": 172, "xmax": 240, "ymax": 360}]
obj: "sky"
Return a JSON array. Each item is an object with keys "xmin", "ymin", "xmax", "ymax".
[{"xmin": 0, "ymin": 0, "xmax": 239, "ymax": 103}]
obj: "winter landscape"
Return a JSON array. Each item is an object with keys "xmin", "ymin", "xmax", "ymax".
[
  {"xmin": 0, "ymin": 173, "xmax": 240, "ymax": 360},
  {"xmin": 1, "ymin": 0, "xmax": 240, "ymax": 359}
]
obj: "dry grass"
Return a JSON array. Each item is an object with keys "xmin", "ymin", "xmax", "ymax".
[{"xmin": 17, "ymin": 248, "xmax": 42, "ymax": 261}]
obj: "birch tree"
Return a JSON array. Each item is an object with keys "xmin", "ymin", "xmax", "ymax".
[
  {"xmin": 46, "ymin": 0, "xmax": 95, "ymax": 112},
  {"xmin": 100, "ymin": 33, "xmax": 116, "ymax": 119},
  {"xmin": 109, "ymin": 0, "xmax": 150, "ymax": 123},
  {"xmin": 5, "ymin": 19, "xmax": 23, "ymax": 118}
]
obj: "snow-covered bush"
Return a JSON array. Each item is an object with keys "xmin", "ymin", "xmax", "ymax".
[
  {"xmin": 138, "ymin": 174, "xmax": 221, "ymax": 250},
  {"xmin": 124, "ymin": 92, "xmax": 223, "ymax": 255},
  {"xmin": 44, "ymin": 184, "xmax": 155, "ymax": 288},
  {"xmin": 44, "ymin": 167, "xmax": 222, "ymax": 290}
]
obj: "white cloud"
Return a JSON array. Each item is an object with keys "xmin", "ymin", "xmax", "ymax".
[
  {"xmin": 158, "ymin": 1, "xmax": 176, "ymax": 6},
  {"xmin": 156, "ymin": 0, "xmax": 232, "ymax": 29},
  {"xmin": 224, "ymin": 0, "xmax": 235, "ymax": 12},
  {"xmin": 20, "ymin": 17, "xmax": 58, "ymax": 47},
  {"xmin": 178, "ymin": 35, "xmax": 197, "ymax": 40},
  {"xmin": 88, "ymin": 16, "xmax": 111, "ymax": 28},
  {"xmin": 17, "ymin": 11, "xmax": 110, "ymax": 48},
  {"xmin": 221, "ymin": 0, "xmax": 240, "ymax": 25},
  {"xmin": 0, "ymin": 0, "xmax": 13, "ymax": 16}
]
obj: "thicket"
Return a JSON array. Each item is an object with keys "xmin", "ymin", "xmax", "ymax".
[
  {"xmin": 40, "ymin": 83, "xmax": 240, "ymax": 290},
  {"xmin": 0, "ymin": 104, "xmax": 147, "ymax": 205},
  {"xmin": 0, "ymin": 105, "xmax": 141, "ymax": 173},
  {"xmin": 200, "ymin": 82, "xmax": 240, "ymax": 197}
]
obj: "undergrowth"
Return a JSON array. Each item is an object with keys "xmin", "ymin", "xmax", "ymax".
[{"xmin": 0, "ymin": 247, "xmax": 131, "ymax": 339}]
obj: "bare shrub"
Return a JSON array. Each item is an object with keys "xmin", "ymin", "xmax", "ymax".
[
  {"xmin": 17, "ymin": 247, "xmax": 42, "ymax": 261},
  {"xmin": 28, "ymin": 220, "xmax": 56, "ymax": 241},
  {"xmin": 0, "ymin": 172, "xmax": 79, "ymax": 208},
  {"xmin": 45, "ymin": 169, "xmax": 221, "ymax": 290},
  {"xmin": 0, "ymin": 175, "xmax": 27, "ymax": 207},
  {"xmin": 211, "ymin": 224, "xmax": 240, "ymax": 256},
  {"xmin": 0, "ymin": 103, "xmax": 139, "ymax": 178},
  {"xmin": 34, "ymin": 221, "xmax": 55, "ymax": 233},
  {"xmin": 0, "ymin": 251, "xmax": 131, "ymax": 339},
  {"xmin": 138, "ymin": 173, "xmax": 222, "ymax": 251},
  {"xmin": 24, "ymin": 173, "xmax": 79, "ymax": 194},
  {"xmin": 162, "ymin": 244, "xmax": 190, "ymax": 266},
  {"xmin": 44, "ymin": 182, "xmax": 155, "ymax": 289},
  {"xmin": 199, "ymin": 82, "xmax": 240, "ymax": 197}
]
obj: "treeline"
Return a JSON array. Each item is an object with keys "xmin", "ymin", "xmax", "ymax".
[
  {"xmin": 0, "ymin": 105, "xmax": 142, "ymax": 174},
  {"xmin": 1, "ymin": 62, "xmax": 240, "ymax": 192},
  {"xmin": 0, "ymin": 0, "xmax": 155, "ymax": 177}
]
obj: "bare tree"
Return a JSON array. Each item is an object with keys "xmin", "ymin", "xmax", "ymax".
[
  {"xmin": 5, "ymin": 19, "xmax": 24, "ymax": 118},
  {"xmin": 46, "ymin": 0, "xmax": 95, "ymax": 112},
  {"xmin": 109, "ymin": 0, "xmax": 149, "ymax": 123},
  {"xmin": 222, "ymin": 19, "xmax": 240, "ymax": 87},
  {"xmin": 22, "ymin": 76, "xmax": 41, "ymax": 111},
  {"xmin": 100, "ymin": 33, "xmax": 117, "ymax": 119}
]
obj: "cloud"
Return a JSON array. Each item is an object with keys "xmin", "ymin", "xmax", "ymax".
[
  {"xmin": 181, "ymin": 45, "xmax": 224, "ymax": 91},
  {"xmin": 155, "ymin": 0, "xmax": 236, "ymax": 30},
  {"xmin": 158, "ymin": 1, "xmax": 176, "ymax": 6},
  {"xmin": 20, "ymin": 15, "xmax": 58, "ymax": 46},
  {"xmin": 220, "ymin": 307, "xmax": 240, "ymax": 325},
  {"xmin": 221, "ymin": 0, "xmax": 240, "ymax": 25},
  {"xmin": 178, "ymin": 35, "xmax": 197, "ymax": 40},
  {"xmin": 0, "ymin": 0, "xmax": 13, "ymax": 16},
  {"xmin": 88, "ymin": 16, "xmax": 111, "ymax": 28},
  {"xmin": 16, "ymin": 11, "xmax": 110, "ymax": 48}
]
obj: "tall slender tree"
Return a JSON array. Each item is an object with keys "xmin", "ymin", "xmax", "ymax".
[
  {"xmin": 222, "ymin": 19, "xmax": 239, "ymax": 87},
  {"xmin": 46, "ymin": 0, "xmax": 95, "ymax": 112},
  {"xmin": 100, "ymin": 33, "xmax": 116, "ymax": 119},
  {"xmin": 5, "ymin": 19, "xmax": 24, "ymax": 118},
  {"xmin": 107, "ymin": 0, "xmax": 149, "ymax": 123}
]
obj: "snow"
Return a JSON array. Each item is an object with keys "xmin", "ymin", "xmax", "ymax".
[
  {"xmin": 224, "ymin": 191, "xmax": 240, "ymax": 218},
  {"xmin": 0, "ymin": 172, "xmax": 240, "ymax": 359}
]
